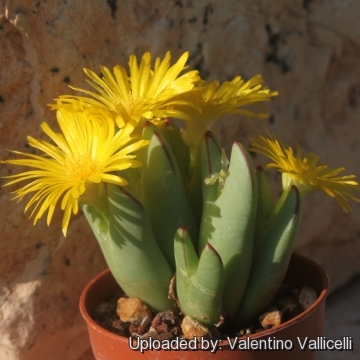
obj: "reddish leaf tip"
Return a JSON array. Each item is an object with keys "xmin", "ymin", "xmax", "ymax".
[
  {"xmin": 178, "ymin": 226, "xmax": 187, "ymax": 235},
  {"xmin": 204, "ymin": 243, "xmax": 219, "ymax": 255}
]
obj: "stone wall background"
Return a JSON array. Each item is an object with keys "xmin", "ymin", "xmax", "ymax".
[{"xmin": 1, "ymin": 0, "xmax": 360, "ymax": 359}]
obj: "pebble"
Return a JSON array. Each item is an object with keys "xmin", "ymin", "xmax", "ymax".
[
  {"xmin": 259, "ymin": 310, "xmax": 282, "ymax": 328},
  {"xmin": 116, "ymin": 297, "xmax": 152, "ymax": 326},
  {"xmin": 181, "ymin": 316, "xmax": 210, "ymax": 340},
  {"xmin": 299, "ymin": 286, "xmax": 317, "ymax": 310},
  {"xmin": 151, "ymin": 310, "xmax": 180, "ymax": 335}
]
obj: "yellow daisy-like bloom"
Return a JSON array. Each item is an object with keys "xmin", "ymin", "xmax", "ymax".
[
  {"xmin": 249, "ymin": 133, "xmax": 360, "ymax": 212},
  {"xmin": 2, "ymin": 108, "xmax": 149, "ymax": 236},
  {"xmin": 181, "ymin": 75, "xmax": 278, "ymax": 149},
  {"xmin": 53, "ymin": 51, "xmax": 200, "ymax": 128}
]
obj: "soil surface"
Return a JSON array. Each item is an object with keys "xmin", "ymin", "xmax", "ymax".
[{"xmin": 92, "ymin": 283, "xmax": 313, "ymax": 341}]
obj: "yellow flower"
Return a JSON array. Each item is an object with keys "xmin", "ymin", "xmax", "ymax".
[
  {"xmin": 249, "ymin": 133, "xmax": 360, "ymax": 212},
  {"xmin": 1, "ymin": 108, "xmax": 148, "ymax": 236},
  {"xmin": 53, "ymin": 51, "xmax": 200, "ymax": 128},
  {"xmin": 181, "ymin": 75, "xmax": 278, "ymax": 149}
]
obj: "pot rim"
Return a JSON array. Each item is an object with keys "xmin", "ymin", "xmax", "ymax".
[{"xmin": 79, "ymin": 252, "xmax": 329, "ymax": 345}]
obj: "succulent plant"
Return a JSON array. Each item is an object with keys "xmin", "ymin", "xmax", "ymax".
[
  {"xmin": 80, "ymin": 117, "xmax": 305, "ymax": 328},
  {"xmin": 2, "ymin": 51, "xmax": 359, "ymax": 332}
]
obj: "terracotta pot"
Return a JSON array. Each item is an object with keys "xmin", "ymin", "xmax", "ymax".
[{"xmin": 79, "ymin": 253, "xmax": 329, "ymax": 360}]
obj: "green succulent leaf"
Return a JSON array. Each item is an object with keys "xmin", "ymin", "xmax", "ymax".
[
  {"xmin": 138, "ymin": 122, "xmax": 198, "ymax": 270},
  {"xmin": 84, "ymin": 183, "xmax": 174, "ymax": 312},
  {"xmin": 200, "ymin": 131, "xmax": 224, "ymax": 205},
  {"xmin": 156, "ymin": 118, "xmax": 190, "ymax": 183},
  {"xmin": 235, "ymin": 185, "xmax": 302, "ymax": 326},
  {"xmin": 186, "ymin": 141, "xmax": 204, "ymax": 226},
  {"xmin": 174, "ymin": 227, "xmax": 224, "ymax": 326},
  {"xmin": 253, "ymin": 166, "xmax": 275, "ymax": 249},
  {"xmin": 199, "ymin": 138, "xmax": 258, "ymax": 316},
  {"xmin": 81, "ymin": 183, "xmax": 110, "ymax": 237}
]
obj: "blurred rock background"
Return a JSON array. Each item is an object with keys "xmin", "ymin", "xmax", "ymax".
[{"xmin": 1, "ymin": 0, "xmax": 359, "ymax": 359}]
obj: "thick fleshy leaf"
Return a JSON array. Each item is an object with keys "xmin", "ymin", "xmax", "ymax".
[
  {"xmin": 199, "ymin": 139, "xmax": 258, "ymax": 316},
  {"xmin": 138, "ymin": 122, "xmax": 198, "ymax": 270},
  {"xmin": 186, "ymin": 141, "xmax": 203, "ymax": 226},
  {"xmin": 156, "ymin": 118, "xmax": 190, "ymax": 184},
  {"xmin": 253, "ymin": 166, "xmax": 275, "ymax": 250},
  {"xmin": 83, "ymin": 184, "xmax": 174, "ymax": 312},
  {"xmin": 234, "ymin": 186, "xmax": 302, "ymax": 326},
  {"xmin": 174, "ymin": 227, "xmax": 224, "ymax": 326}
]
